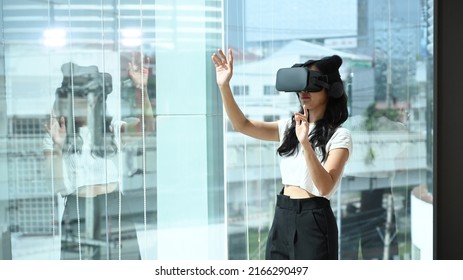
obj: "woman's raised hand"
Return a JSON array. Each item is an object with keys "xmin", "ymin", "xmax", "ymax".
[
  {"xmin": 45, "ymin": 115, "xmax": 67, "ymax": 150},
  {"xmin": 128, "ymin": 51, "xmax": 150, "ymax": 89},
  {"xmin": 211, "ymin": 48, "xmax": 233, "ymax": 87}
]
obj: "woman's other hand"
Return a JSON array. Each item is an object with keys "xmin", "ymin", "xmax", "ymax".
[
  {"xmin": 45, "ymin": 115, "xmax": 67, "ymax": 150},
  {"xmin": 295, "ymin": 104, "xmax": 310, "ymax": 146}
]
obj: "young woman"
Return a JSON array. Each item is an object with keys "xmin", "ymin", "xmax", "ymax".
[
  {"xmin": 211, "ymin": 49, "xmax": 352, "ymax": 260},
  {"xmin": 43, "ymin": 52, "xmax": 154, "ymax": 259}
]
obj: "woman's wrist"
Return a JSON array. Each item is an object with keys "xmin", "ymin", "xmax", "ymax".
[
  {"xmin": 218, "ymin": 83, "xmax": 231, "ymax": 91},
  {"xmin": 53, "ymin": 143, "xmax": 63, "ymax": 153},
  {"xmin": 135, "ymin": 84, "xmax": 148, "ymax": 90},
  {"xmin": 301, "ymin": 141, "xmax": 312, "ymax": 152}
]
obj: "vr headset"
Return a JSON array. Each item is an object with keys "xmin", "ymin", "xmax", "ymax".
[
  {"xmin": 56, "ymin": 63, "xmax": 113, "ymax": 98},
  {"xmin": 275, "ymin": 63, "xmax": 345, "ymax": 98}
]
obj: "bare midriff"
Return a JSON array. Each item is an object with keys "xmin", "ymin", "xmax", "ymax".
[
  {"xmin": 283, "ymin": 185, "xmax": 316, "ymax": 199},
  {"xmin": 78, "ymin": 183, "xmax": 118, "ymax": 197}
]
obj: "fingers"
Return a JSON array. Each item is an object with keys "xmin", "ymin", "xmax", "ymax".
[
  {"xmin": 211, "ymin": 48, "xmax": 233, "ymax": 68},
  {"xmin": 130, "ymin": 52, "xmax": 139, "ymax": 72},
  {"xmin": 43, "ymin": 123, "xmax": 50, "ymax": 134},
  {"xmin": 44, "ymin": 115, "xmax": 65, "ymax": 135},
  {"xmin": 295, "ymin": 105, "xmax": 309, "ymax": 126},
  {"xmin": 129, "ymin": 52, "xmax": 150, "ymax": 72},
  {"xmin": 294, "ymin": 113, "xmax": 301, "ymax": 126},
  {"xmin": 45, "ymin": 114, "xmax": 57, "ymax": 131},
  {"xmin": 294, "ymin": 112, "xmax": 308, "ymax": 124},
  {"xmin": 211, "ymin": 51, "xmax": 223, "ymax": 67},
  {"xmin": 144, "ymin": 55, "xmax": 150, "ymax": 66},
  {"xmin": 218, "ymin": 48, "xmax": 226, "ymax": 60},
  {"xmin": 59, "ymin": 116, "xmax": 66, "ymax": 129},
  {"xmin": 228, "ymin": 48, "xmax": 233, "ymax": 65},
  {"xmin": 211, "ymin": 53, "xmax": 221, "ymax": 67}
]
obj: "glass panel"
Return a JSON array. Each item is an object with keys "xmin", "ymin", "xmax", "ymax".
[
  {"xmin": 223, "ymin": 0, "xmax": 434, "ymax": 260},
  {"xmin": 0, "ymin": 0, "xmax": 223, "ymax": 260}
]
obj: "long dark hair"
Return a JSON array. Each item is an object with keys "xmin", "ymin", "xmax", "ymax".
[{"xmin": 277, "ymin": 93, "xmax": 348, "ymax": 162}]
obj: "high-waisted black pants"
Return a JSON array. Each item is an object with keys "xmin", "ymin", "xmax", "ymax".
[
  {"xmin": 60, "ymin": 192, "xmax": 140, "ymax": 260},
  {"xmin": 265, "ymin": 189, "xmax": 338, "ymax": 260}
]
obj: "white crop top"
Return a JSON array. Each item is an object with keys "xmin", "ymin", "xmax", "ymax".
[
  {"xmin": 277, "ymin": 118, "xmax": 352, "ymax": 199},
  {"xmin": 43, "ymin": 121, "xmax": 124, "ymax": 196}
]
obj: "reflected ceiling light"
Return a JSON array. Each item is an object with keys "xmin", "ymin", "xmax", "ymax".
[
  {"xmin": 121, "ymin": 28, "xmax": 142, "ymax": 47},
  {"xmin": 43, "ymin": 28, "xmax": 67, "ymax": 47},
  {"xmin": 150, "ymin": 41, "xmax": 174, "ymax": 49}
]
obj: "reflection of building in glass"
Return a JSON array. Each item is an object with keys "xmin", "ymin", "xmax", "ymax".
[{"xmin": 6, "ymin": 116, "xmax": 58, "ymax": 235}]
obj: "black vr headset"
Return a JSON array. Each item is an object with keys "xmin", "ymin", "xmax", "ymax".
[
  {"xmin": 275, "ymin": 62, "xmax": 345, "ymax": 99},
  {"xmin": 56, "ymin": 62, "xmax": 113, "ymax": 98}
]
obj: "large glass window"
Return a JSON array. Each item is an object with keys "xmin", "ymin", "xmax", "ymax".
[
  {"xmin": 0, "ymin": 0, "xmax": 433, "ymax": 260},
  {"xmin": 0, "ymin": 0, "xmax": 223, "ymax": 260},
  {"xmin": 224, "ymin": 0, "xmax": 433, "ymax": 260}
]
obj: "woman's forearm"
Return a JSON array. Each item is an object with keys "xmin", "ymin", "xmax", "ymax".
[
  {"xmin": 301, "ymin": 143, "xmax": 335, "ymax": 196},
  {"xmin": 135, "ymin": 87, "xmax": 155, "ymax": 132},
  {"xmin": 44, "ymin": 148, "xmax": 66, "ymax": 194},
  {"xmin": 218, "ymin": 84, "xmax": 249, "ymax": 132}
]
